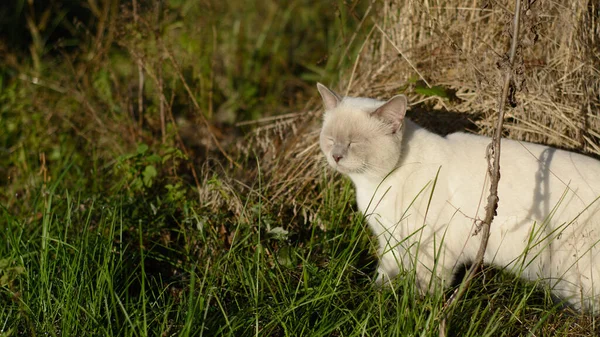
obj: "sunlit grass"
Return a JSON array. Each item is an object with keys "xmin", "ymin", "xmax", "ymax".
[{"xmin": 1, "ymin": 162, "xmax": 592, "ymax": 336}]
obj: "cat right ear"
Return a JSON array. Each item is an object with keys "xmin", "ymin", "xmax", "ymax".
[
  {"xmin": 371, "ymin": 95, "xmax": 408, "ymax": 133},
  {"xmin": 317, "ymin": 83, "xmax": 342, "ymax": 111}
]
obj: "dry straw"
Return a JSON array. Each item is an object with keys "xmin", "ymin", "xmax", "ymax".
[{"xmin": 240, "ymin": 0, "xmax": 599, "ymax": 221}]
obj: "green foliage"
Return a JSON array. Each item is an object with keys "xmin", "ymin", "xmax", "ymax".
[
  {"xmin": 112, "ymin": 144, "xmax": 186, "ymax": 195},
  {"xmin": 0, "ymin": 258, "xmax": 25, "ymax": 288},
  {"xmin": 92, "ymin": 69, "xmax": 116, "ymax": 108},
  {"xmin": 0, "ymin": 82, "xmax": 29, "ymax": 149},
  {"xmin": 414, "ymin": 84, "xmax": 450, "ymax": 98},
  {"xmin": 408, "ymin": 76, "xmax": 451, "ymax": 98},
  {"xmin": 165, "ymin": 182, "xmax": 185, "ymax": 203},
  {"xmin": 158, "ymin": 0, "xmax": 368, "ymax": 121}
]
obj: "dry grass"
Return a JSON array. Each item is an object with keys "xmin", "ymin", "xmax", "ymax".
[{"xmin": 244, "ymin": 0, "xmax": 600, "ymax": 214}]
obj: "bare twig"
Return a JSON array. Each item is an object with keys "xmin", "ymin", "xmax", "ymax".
[
  {"xmin": 155, "ymin": 1, "xmax": 166, "ymax": 144},
  {"xmin": 132, "ymin": 0, "xmax": 144, "ymax": 133},
  {"xmin": 375, "ymin": 24, "xmax": 431, "ymax": 88},
  {"xmin": 158, "ymin": 58, "xmax": 166, "ymax": 144},
  {"xmin": 439, "ymin": 0, "xmax": 522, "ymax": 335}
]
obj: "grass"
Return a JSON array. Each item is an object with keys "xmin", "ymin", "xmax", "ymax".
[
  {"xmin": 1, "ymin": 170, "xmax": 595, "ymax": 336},
  {"xmin": 1, "ymin": 0, "xmax": 599, "ymax": 336},
  {"xmin": 1, "ymin": 155, "xmax": 596, "ymax": 336}
]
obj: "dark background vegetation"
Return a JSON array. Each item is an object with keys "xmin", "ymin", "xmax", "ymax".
[{"xmin": 0, "ymin": 1, "xmax": 382, "ymax": 335}]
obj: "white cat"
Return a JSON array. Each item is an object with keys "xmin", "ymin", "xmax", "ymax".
[{"xmin": 317, "ymin": 83, "xmax": 600, "ymax": 313}]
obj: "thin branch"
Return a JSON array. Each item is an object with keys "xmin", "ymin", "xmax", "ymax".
[
  {"xmin": 375, "ymin": 24, "xmax": 431, "ymax": 88},
  {"xmin": 439, "ymin": 0, "xmax": 522, "ymax": 335},
  {"xmin": 156, "ymin": 0, "xmax": 166, "ymax": 144},
  {"xmin": 158, "ymin": 58, "xmax": 166, "ymax": 144},
  {"xmin": 133, "ymin": 0, "xmax": 145, "ymax": 133}
]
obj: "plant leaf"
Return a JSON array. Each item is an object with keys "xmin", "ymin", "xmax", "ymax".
[{"xmin": 414, "ymin": 84, "xmax": 449, "ymax": 98}]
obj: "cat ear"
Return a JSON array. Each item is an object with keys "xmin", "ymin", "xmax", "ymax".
[
  {"xmin": 317, "ymin": 83, "xmax": 342, "ymax": 111},
  {"xmin": 371, "ymin": 95, "xmax": 407, "ymax": 133}
]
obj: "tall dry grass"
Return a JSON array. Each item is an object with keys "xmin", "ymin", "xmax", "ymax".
[{"xmin": 241, "ymin": 0, "xmax": 600, "ymax": 219}]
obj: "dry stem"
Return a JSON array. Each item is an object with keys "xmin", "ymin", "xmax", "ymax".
[
  {"xmin": 439, "ymin": 0, "xmax": 522, "ymax": 335},
  {"xmin": 132, "ymin": 0, "xmax": 145, "ymax": 134}
]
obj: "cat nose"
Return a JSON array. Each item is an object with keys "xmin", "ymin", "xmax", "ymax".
[{"xmin": 333, "ymin": 154, "xmax": 343, "ymax": 163}]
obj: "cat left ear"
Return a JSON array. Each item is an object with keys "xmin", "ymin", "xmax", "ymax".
[
  {"xmin": 317, "ymin": 83, "xmax": 342, "ymax": 111},
  {"xmin": 371, "ymin": 95, "xmax": 407, "ymax": 133}
]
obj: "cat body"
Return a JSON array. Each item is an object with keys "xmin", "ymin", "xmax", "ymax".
[{"xmin": 317, "ymin": 83, "xmax": 600, "ymax": 312}]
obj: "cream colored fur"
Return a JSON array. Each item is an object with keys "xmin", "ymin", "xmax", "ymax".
[{"xmin": 317, "ymin": 83, "xmax": 600, "ymax": 313}]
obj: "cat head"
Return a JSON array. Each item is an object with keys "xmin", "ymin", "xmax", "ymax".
[{"xmin": 317, "ymin": 83, "xmax": 407, "ymax": 177}]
